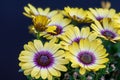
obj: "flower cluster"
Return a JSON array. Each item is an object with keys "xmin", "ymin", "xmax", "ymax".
[{"xmin": 18, "ymin": 2, "xmax": 120, "ymax": 80}]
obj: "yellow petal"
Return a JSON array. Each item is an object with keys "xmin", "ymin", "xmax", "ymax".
[
  {"xmin": 88, "ymin": 32, "xmax": 98, "ymax": 41},
  {"xmin": 24, "ymin": 68, "xmax": 32, "ymax": 75},
  {"xmin": 79, "ymin": 39, "xmax": 84, "ymax": 50},
  {"xmin": 68, "ymin": 42, "xmax": 80, "ymax": 56},
  {"xmin": 55, "ymin": 58, "xmax": 69, "ymax": 64},
  {"xmin": 54, "ymin": 50, "xmax": 64, "ymax": 57},
  {"xmin": 96, "ymin": 58, "xmax": 109, "ymax": 64},
  {"xmin": 28, "ymin": 4, "xmax": 39, "ymax": 15},
  {"xmin": 21, "ymin": 62, "xmax": 35, "ymax": 70},
  {"xmin": 48, "ymin": 73, "xmax": 53, "ymax": 80},
  {"xmin": 50, "ymin": 44, "xmax": 61, "ymax": 53},
  {"xmin": 96, "ymin": 49, "xmax": 106, "ymax": 56},
  {"xmin": 46, "ymin": 26, "xmax": 56, "ymax": 33},
  {"xmin": 24, "ymin": 6, "xmax": 30, "ymax": 14},
  {"xmin": 19, "ymin": 51, "xmax": 34, "ymax": 56},
  {"xmin": 18, "ymin": 56, "xmax": 33, "ymax": 62},
  {"xmin": 95, "ymin": 45, "xmax": 104, "ymax": 52},
  {"xmin": 89, "ymin": 8, "xmax": 98, "ymax": 17},
  {"xmin": 74, "ymin": 27, "xmax": 81, "ymax": 38},
  {"xmin": 49, "ymin": 37, "xmax": 57, "ymax": 43},
  {"xmin": 31, "ymin": 67, "xmax": 40, "ymax": 77},
  {"xmin": 24, "ymin": 44, "xmax": 36, "ymax": 53},
  {"xmin": 81, "ymin": 27, "xmax": 90, "ymax": 38},
  {"xmin": 40, "ymin": 68, "xmax": 48, "ymax": 79},
  {"xmin": 53, "ymin": 64, "xmax": 67, "ymax": 72},
  {"xmin": 44, "ymin": 41, "xmax": 60, "ymax": 54},
  {"xmin": 35, "ymin": 71, "xmax": 40, "ymax": 79},
  {"xmin": 60, "ymin": 18, "xmax": 71, "ymax": 27},
  {"xmin": 83, "ymin": 39, "xmax": 90, "ymax": 50},
  {"xmin": 34, "ymin": 40, "xmax": 43, "ymax": 51},
  {"xmin": 79, "ymin": 68, "xmax": 86, "ymax": 75},
  {"xmin": 48, "ymin": 67, "xmax": 60, "ymax": 77},
  {"xmin": 94, "ymin": 21, "xmax": 103, "ymax": 30},
  {"xmin": 71, "ymin": 63, "xmax": 79, "ymax": 68},
  {"xmin": 89, "ymin": 64, "xmax": 106, "ymax": 70},
  {"xmin": 19, "ymin": 62, "xmax": 25, "ymax": 67}
]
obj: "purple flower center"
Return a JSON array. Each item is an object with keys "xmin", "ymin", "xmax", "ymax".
[
  {"xmin": 34, "ymin": 51, "xmax": 54, "ymax": 68},
  {"xmin": 48, "ymin": 25, "xmax": 63, "ymax": 35},
  {"xmin": 72, "ymin": 37, "xmax": 81, "ymax": 43},
  {"xmin": 77, "ymin": 51, "xmax": 95, "ymax": 65},
  {"xmin": 96, "ymin": 16, "xmax": 103, "ymax": 21},
  {"xmin": 101, "ymin": 30, "xmax": 116, "ymax": 39},
  {"xmin": 74, "ymin": 37, "xmax": 80, "ymax": 43}
]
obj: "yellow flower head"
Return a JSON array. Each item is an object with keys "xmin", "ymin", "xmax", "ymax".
[
  {"xmin": 32, "ymin": 15, "xmax": 56, "ymax": 34},
  {"xmin": 91, "ymin": 18, "xmax": 120, "ymax": 42},
  {"xmin": 87, "ymin": 8, "xmax": 116, "ymax": 22},
  {"xmin": 66, "ymin": 39, "xmax": 109, "ymax": 75},
  {"xmin": 101, "ymin": 1, "xmax": 111, "ymax": 9},
  {"xmin": 64, "ymin": 6, "xmax": 90, "ymax": 23},
  {"xmin": 41, "ymin": 14, "xmax": 72, "ymax": 40},
  {"xmin": 23, "ymin": 4, "xmax": 58, "ymax": 18},
  {"xmin": 60, "ymin": 26, "xmax": 98, "ymax": 50},
  {"xmin": 33, "ymin": 15, "xmax": 50, "ymax": 32},
  {"xmin": 18, "ymin": 38, "xmax": 69, "ymax": 79}
]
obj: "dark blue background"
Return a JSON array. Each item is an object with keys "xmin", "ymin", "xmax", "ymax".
[{"xmin": 0, "ymin": 0, "xmax": 119, "ymax": 80}]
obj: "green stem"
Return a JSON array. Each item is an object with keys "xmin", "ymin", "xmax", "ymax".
[
  {"xmin": 36, "ymin": 32, "xmax": 40, "ymax": 40},
  {"xmin": 95, "ymin": 73, "xmax": 99, "ymax": 80}
]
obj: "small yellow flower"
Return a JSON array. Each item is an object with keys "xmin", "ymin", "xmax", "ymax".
[
  {"xmin": 41, "ymin": 14, "xmax": 72, "ymax": 40},
  {"xmin": 91, "ymin": 18, "xmax": 120, "ymax": 42},
  {"xmin": 66, "ymin": 39, "xmax": 109, "ymax": 75},
  {"xmin": 28, "ymin": 25, "xmax": 37, "ymax": 34},
  {"xmin": 18, "ymin": 38, "xmax": 69, "ymax": 80},
  {"xmin": 32, "ymin": 15, "xmax": 56, "ymax": 34},
  {"xmin": 64, "ymin": 6, "xmax": 90, "ymax": 23},
  {"xmin": 23, "ymin": 4, "xmax": 58, "ymax": 18},
  {"xmin": 101, "ymin": 1, "xmax": 111, "ymax": 9},
  {"xmin": 33, "ymin": 15, "xmax": 50, "ymax": 32},
  {"xmin": 87, "ymin": 8, "xmax": 116, "ymax": 22}
]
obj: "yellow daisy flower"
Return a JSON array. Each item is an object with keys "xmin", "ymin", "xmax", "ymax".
[
  {"xmin": 60, "ymin": 26, "xmax": 98, "ymax": 50},
  {"xmin": 91, "ymin": 18, "xmax": 120, "ymax": 42},
  {"xmin": 66, "ymin": 39, "xmax": 109, "ymax": 75},
  {"xmin": 23, "ymin": 3, "xmax": 58, "ymax": 18},
  {"xmin": 18, "ymin": 38, "xmax": 69, "ymax": 80},
  {"xmin": 87, "ymin": 8, "xmax": 116, "ymax": 21},
  {"xmin": 64, "ymin": 6, "xmax": 90, "ymax": 23},
  {"xmin": 41, "ymin": 14, "xmax": 72, "ymax": 40}
]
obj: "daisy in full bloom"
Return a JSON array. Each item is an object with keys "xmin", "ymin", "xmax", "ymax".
[
  {"xmin": 18, "ymin": 38, "xmax": 69, "ymax": 80},
  {"xmin": 64, "ymin": 6, "xmax": 90, "ymax": 23},
  {"xmin": 23, "ymin": 4, "xmax": 58, "ymax": 18},
  {"xmin": 91, "ymin": 18, "xmax": 120, "ymax": 42},
  {"xmin": 87, "ymin": 8, "xmax": 116, "ymax": 21},
  {"xmin": 66, "ymin": 39, "xmax": 109, "ymax": 75},
  {"xmin": 40, "ymin": 14, "xmax": 72, "ymax": 40},
  {"xmin": 60, "ymin": 26, "xmax": 98, "ymax": 50}
]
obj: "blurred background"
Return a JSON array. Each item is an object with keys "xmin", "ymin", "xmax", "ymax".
[{"xmin": 0, "ymin": 0, "xmax": 119, "ymax": 80}]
